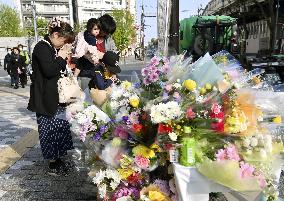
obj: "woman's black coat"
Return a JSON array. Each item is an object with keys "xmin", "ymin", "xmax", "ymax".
[
  {"xmin": 9, "ymin": 53, "xmax": 26, "ymax": 76},
  {"xmin": 28, "ymin": 35, "xmax": 67, "ymax": 116}
]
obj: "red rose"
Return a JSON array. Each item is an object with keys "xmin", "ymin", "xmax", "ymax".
[
  {"xmin": 133, "ymin": 124, "xmax": 143, "ymax": 133},
  {"xmin": 157, "ymin": 123, "xmax": 173, "ymax": 134}
]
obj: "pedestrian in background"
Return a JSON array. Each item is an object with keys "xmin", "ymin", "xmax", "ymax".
[
  {"xmin": 18, "ymin": 44, "xmax": 30, "ymax": 88},
  {"xmin": 28, "ymin": 17, "xmax": 75, "ymax": 176},
  {"xmin": 4, "ymin": 48, "xmax": 13, "ymax": 86},
  {"xmin": 4, "ymin": 47, "xmax": 12, "ymax": 71},
  {"xmin": 9, "ymin": 47, "xmax": 25, "ymax": 89}
]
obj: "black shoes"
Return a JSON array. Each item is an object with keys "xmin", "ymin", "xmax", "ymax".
[
  {"xmin": 48, "ymin": 159, "xmax": 71, "ymax": 176},
  {"xmin": 14, "ymin": 85, "xmax": 19, "ymax": 89}
]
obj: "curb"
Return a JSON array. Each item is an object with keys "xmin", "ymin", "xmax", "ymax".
[{"xmin": 0, "ymin": 129, "xmax": 38, "ymax": 174}]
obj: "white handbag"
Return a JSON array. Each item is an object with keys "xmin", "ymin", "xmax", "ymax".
[{"xmin": 57, "ymin": 70, "xmax": 83, "ymax": 103}]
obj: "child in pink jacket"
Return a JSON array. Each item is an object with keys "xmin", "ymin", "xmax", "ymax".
[{"xmin": 73, "ymin": 18, "xmax": 104, "ymax": 76}]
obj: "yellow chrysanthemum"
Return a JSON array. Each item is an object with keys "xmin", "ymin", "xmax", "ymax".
[
  {"xmin": 273, "ymin": 116, "xmax": 282, "ymax": 124},
  {"xmin": 132, "ymin": 145, "xmax": 155, "ymax": 159},
  {"xmin": 120, "ymin": 155, "xmax": 133, "ymax": 169},
  {"xmin": 205, "ymin": 83, "xmax": 212, "ymax": 91},
  {"xmin": 118, "ymin": 168, "xmax": 135, "ymax": 179},
  {"xmin": 121, "ymin": 81, "xmax": 132, "ymax": 89},
  {"xmin": 199, "ymin": 87, "xmax": 206, "ymax": 95},
  {"xmin": 129, "ymin": 97, "xmax": 139, "ymax": 108},
  {"xmin": 183, "ymin": 79, "xmax": 197, "ymax": 91},
  {"xmin": 150, "ymin": 143, "xmax": 161, "ymax": 152},
  {"xmin": 111, "ymin": 137, "xmax": 121, "ymax": 147},
  {"xmin": 226, "ymin": 116, "xmax": 239, "ymax": 125},
  {"xmin": 148, "ymin": 191, "xmax": 166, "ymax": 201}
]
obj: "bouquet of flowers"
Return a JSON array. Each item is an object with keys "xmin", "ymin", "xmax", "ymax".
[{"xmin": 69, "ymin": 51, "xmax": 283, "ymax": 200}]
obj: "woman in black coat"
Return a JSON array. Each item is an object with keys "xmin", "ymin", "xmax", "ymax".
[
  {"xmin": 9, "ymin": 47, "xmax": 25, "ymax": 89},
  {"xmin": 28, "ymin": 17, "xmax": 75, "ymax": 176}
]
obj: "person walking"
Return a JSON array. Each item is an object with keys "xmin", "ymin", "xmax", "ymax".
[
  {"xmin": 18, "ymin": 44, "xmax": 29, "ymax": 88},
  {"xmin": 4, "ymin": 47, "xmax": 12, "ymax": 71},
  {"xmin": 28, "ymin": 17, "xmax": 75, "ymax": 176},
  {"xmin": 9, "ymin": 47, "xmax": 25, "ymax": 89},
  {"xmin": 3, "ymin": 48, "xmax": 13, "ymax": 86}
]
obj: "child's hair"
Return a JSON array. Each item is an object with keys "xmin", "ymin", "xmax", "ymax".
[
  {"xmin": 98, "ymin": 14, "xmax": 116, "ymax": 35},
  {"xmin": 86, "ymin": 18, "xmax": 101, "ymax": 33},
  {"xmin": 48, "ymin": 17, "xmax": 75, "ymax": 43},
  {"xmin": 12, "ymin": 47, "xmax": 20, "ymax": 53}
]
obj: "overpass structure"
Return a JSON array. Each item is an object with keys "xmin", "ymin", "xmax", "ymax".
[{"xmin": 203, "ymin": 0, "xmax": 284, "ymax": 55}]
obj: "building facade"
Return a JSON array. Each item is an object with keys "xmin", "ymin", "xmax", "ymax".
[
  {"xmin": 75, "ymin": 0, "xmax": 136, "ymax": 24},
  {"xmin": 13, "ymin": 0, "xmax": 73, "ymax": 28},
  {"xmin": 13, "ymin": 0, "xmax": 136, "ymax": 28}
]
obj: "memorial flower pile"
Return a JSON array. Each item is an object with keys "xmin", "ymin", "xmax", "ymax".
[{"xmin": 70, "ymin": 51, "xmax": 284, "ymax": 200}]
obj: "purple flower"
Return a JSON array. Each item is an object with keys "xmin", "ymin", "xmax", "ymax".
[
  {"xmin": 163, "ymin": 92, "xmax": 169, "ymax": 101},
  {"xmin": 173, "ymin": 92, "xmax": 181, "ymax": 102},
  {"xmin": 151, "ymin": 56, "xmax": 160, "ymax": 66},
  {"xmin": 148, "ymin": 73, "xmax": 159, "ymax": 82},
  {"xmin": 141, "ymin": 68, "xmax": 149, "ymax": 76},
  {"xmin": 93, "ymin": 132, "xmax": 101, "ymax": 140},
  {"xmin": 114, "ymin": 126, "xmax": 128, "ymax": 139},
  {"xmin": 133, "ymin": 82, "xmax": 141, "ymax": 88},
  {"xmin": 143, "ymin": 78, "xmax": 151, "ymax": 85},
  {"xmin": 153, "ymin": 179, "xmax": 171, "ymax": 196}
]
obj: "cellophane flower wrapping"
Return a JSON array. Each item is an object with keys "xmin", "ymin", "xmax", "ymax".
[{"xmin": 68, "ymin": 50, "xmax": 283, "ymax": 199}]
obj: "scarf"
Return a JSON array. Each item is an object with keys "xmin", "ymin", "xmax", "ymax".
[{"xmin": 84, "ymin": 31, "xmax": 97, "ymax": 46}]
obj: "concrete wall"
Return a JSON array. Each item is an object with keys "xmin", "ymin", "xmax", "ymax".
[{"xmin": 0, "ymin": 37, "xmax": 37, "ymax": 66}]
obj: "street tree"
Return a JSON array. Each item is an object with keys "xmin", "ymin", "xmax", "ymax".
[
  {"xmin": 25, "ymin": 17, "xmax": 49, "ymax": 37},
  {"xmin": 0, "ymin": 4, "xmax": 24, "ymax": 36},
  {"xmin": 111, "ymin": 9, "xmax": 136, "ymax": 55}
]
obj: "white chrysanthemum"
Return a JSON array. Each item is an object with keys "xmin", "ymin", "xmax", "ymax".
[
  {"xmin": 111, "ymin": 87, "xmax": 124, "ymax": 100},
  {"xmin": 168, "ymin": 132, "xmax": 177, "ymax": 141},
  {"xmin": 116, "ymin": 196, "xmax": 134, "ymax": 201},
  {"xmin": 243, "ymin": 138, "xmax": 251, "ymax": 148},
  {"xmin": 150, "ymin": 101, "xmax": 182, "ymax": 123},
  {"xmin": 93, "ymin": 170, "xmax": 105, "ymax": 184},
  {"xmin": 140, "ymin": 195, "xmax": 151, "ymax": 201},
  {"xmin": 76, "ymin": 113, "xmax": 88, "ymax": 125},
  {"xmin": 250, "ymin": 137, "xmax": 258, "ymax": 147},
  {"xmin": 98, "ymin": 183, "xmax": 107, "ymax": 198},
  {"xmin": 173, "ymin": 82, "xmax": 182, "ymax": 89}
]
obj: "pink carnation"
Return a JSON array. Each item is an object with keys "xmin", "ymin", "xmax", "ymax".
[
  {"xmin": 211, "ymin": 103, "xmax": 222, "ymax": 114},
  {"xmin": 240, "ymin": 162, "xmax": 255, "ymax": 178},
  {"xmin": 226, "ymin": 145, "xmax": 240, "ymax": 161},
  {"xmin": 216, "ymin": 149, "xmax": 227, "ymax": 161},
  {"xmin": 186, "ymin": 107, "xmax": 196, "ymax": 119},
  {"xmin": 134, "ymin": 155, "xmax": 150, "ymax": 169}
]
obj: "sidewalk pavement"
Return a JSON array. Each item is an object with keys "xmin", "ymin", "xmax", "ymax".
[{"xmin": 0, "ymin": 73, "xmax": 97, "ymax": 200}]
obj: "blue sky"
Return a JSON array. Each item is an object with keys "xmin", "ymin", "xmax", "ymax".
[
  {"xmin": 136, "ymin": 0, "xmax": 211, "ymax": 43},
  {"xmin": 0, "ymin": 0, "xmax": 13, "ymax": 7},
  {"xmin": 1, "ymin": 0, "xmax": 211, "ymax": 43}
]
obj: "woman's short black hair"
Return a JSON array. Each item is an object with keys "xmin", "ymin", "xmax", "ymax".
[
  {"xmin": 98, "ymin": 14, "xmax": 116, "ymax": 35},
  {"xmin": 86, "ymin": 18, "xmax": 101, "ymax": 33}
]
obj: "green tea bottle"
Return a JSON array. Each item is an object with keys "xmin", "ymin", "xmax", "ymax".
[{"xmin": 180, "ymin": 137, "xmax": 196, "ymax": 166}]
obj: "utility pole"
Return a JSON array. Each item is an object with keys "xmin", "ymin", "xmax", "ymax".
[
  {"xmin": 140, "ymin": 1, "xmax": 145, "ymax": 61},
  {"xmin": 274, "ymin": 0, "xmax": 280, "ymax": 53},
  {"xmin": 168, "ymin": 0, "xmax": 179, "ymax": 55},
  {"xmin": 157, "ymin": 0, "xmax": 171, "ymax": 55},
  {"xmin": 140, "ymin": 1, "xmax": 156, "ymax": 60},
  {"xmin": 31, "ymin": 0, "xmax": 38, "ymax": 43}
]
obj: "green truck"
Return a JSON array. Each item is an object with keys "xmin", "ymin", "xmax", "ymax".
[{"xmin": 179, "ymin": 15, "xmax": 237, "ymax": 59}]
